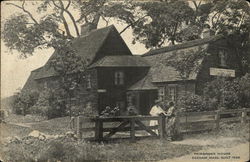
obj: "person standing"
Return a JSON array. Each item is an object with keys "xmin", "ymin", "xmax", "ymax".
[
  {"xmin": 149, "ymin": 99, "xmax": 166, "ymax": 135},
  {"xmin": 165, "ymin": 101, "xmax": 182, "ymax": 141}
]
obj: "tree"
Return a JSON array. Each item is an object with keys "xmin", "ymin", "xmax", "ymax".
[
  {"xmin": 2, "ymin": 0, "xmax": 137, "ymax": 58},
  {"xmin": 130, "ymin": 0, "xmax": 250, "ymax": 48},
  {"xmin": 49, "ymin": 40, "xmax": 87, "ymax": 117},
  {"xmin": 132, "ymin": 0, "xmax": 195, "ymax": 47}
]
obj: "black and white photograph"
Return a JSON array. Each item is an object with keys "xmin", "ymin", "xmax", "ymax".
[{"xmin": 1, "ymin": 0, "xmax": 250, "ymax": 161}]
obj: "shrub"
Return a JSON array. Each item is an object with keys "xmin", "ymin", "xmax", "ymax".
[
  {"xmin": 31, "ymin": 89, "xmax": 67, "ymax": 119},
  {"xmin": 238, "ymin": 73, "xmax": 250, "ymax": 108},
  {"xmin": 177, "ymin": 93, "xmax": 206, "ymax": 112},
  {"xmin": 203, "ymin": 74, "xmax": 250, "ymax": 110},
  {"xmin": 12, "ymin": 90, "xmax": 39, "ymax": 115}
]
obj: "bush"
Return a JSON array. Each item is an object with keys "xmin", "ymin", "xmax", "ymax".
[
  {"xmin": 238, "ymin": 73, "xmax": 250, "ymax": 108},
  {"xmin": 12, "ymin": 90, "xmax": 39, "ymax": 115},
  {"xmin": 203, "ymin": 74, "xmax": 250, "ymax": 110},
  {"xmin": 31, "ymin": 89, "xmax": 67, "ymax": 119},
  {"xmin": 177, "ymin": 93, "xmax": 206, "ymax": 112}
]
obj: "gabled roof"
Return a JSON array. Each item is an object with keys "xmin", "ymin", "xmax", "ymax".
[
  {"xmin": 89, "ymin": 55, "xmax": 150, "ymax": 68},
  {"xmin": 22, "ymin": 67, "xmax": 43, "ymax": 92},
  {"xmin": 34, "ymin": 25, "xmax": 126, "ymax": 80},
  {"xmin": 127, "ymin": 70, "xmax": 157, "ymax": 91},
  {"xmin": 144, "ymin": 34, "xmax": 224, "ymax": 56}
]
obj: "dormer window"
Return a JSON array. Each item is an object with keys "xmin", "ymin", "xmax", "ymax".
[
  {"xmin": 115, "ymin": 71, "xmax": 124, "ymax": 85},
  {"xmin": 219, "ymin": 50, "xmax": 227, "ymax": 67}
]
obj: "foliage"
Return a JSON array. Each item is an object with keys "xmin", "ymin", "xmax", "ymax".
[
  {"xmin": 100, "ymin": 106, "xmax": 120, "ymax": 117},
  {"xmin": 2, "ymin": 134, "xmax": 202, "ymax": 162},
  {"xmin": 12, "ymin": 90, "xmax": 39, "ymax": 115},
  {"xmin": 49, "ymin": 40, "xmax": 88, "ymax": 117},
  {"xmin": 133, "ymin": 0, "xmax": 194, "ymax": 47},
  {"xmin": 237, "ymin": 73, "xmax": 250, "ymax": 107},
  {"xmin": 1, "ymin": 0, "xmax": 137, "ymax": 57},
  {"xmin": 132, "ymin": 0, "xmax": 250, "ymax": 47},
  {"xmin": 177, "ymin": 92, "xmax": 206, "ymax": 112},
  {"xmin": 204, "ymin": 73, "xmax": 250, "ymax": 110},
  {"xmin": 31, "ymin": 89, "xmax": 67, "ymax": 119},
  {"xmin": 178, "ymin": 74, "xmax": 250, "ymax": 112},
  {"xmin": 164, "ymin": 48, "xmax": 208, "ymax": 79},
  {"xmin": 2, "ymin": 0, "xmax": 249, "ymax": 55}
]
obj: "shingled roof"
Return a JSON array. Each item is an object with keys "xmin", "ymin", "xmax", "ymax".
[
  {"xmin": 22, "ymin": 67, "xmax": 43, "ymax": 92},
  {"xmin": 127, "ymin": 70, "xmax": 157, "ymax": 90},
  {"xmin": 144, "ymin": 34, "xmax": 224, "ymax": 56},
  {"xmin": 129, "ymin": 35, "xmax": 224, "ymax": 89},
  {"xmin": 89, "ymin": 55, "xmax": 150, "ymax": 68},
  {"xmin": 34, "ymin": 25, "xmax": 125, "ymax": 80}
]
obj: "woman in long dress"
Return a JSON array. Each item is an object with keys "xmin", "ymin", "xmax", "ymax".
[
  {"xmin": 149, "ymin": 99, "xmax": 166, "ymax": 135},
  {"xmin": 166, "ymin": 101, "xmax": 182, "ymax": 141}
]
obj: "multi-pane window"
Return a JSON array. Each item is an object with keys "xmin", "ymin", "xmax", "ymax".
[
  {"xmin": 168, "ymin": 86, "xmax": 176, "ymax": 102},
  {"xmin": 114, "ymin": 71, "xmax": 124, "ymax": 85},
  {"xmin": 158, "ymin": 86, "xmax": 165, "ymax": 101},
  {"xmin": 86, "ymin": 74, "xmax": 91, "ymax": 89}
]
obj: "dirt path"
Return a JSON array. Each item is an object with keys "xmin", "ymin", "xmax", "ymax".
[
  {"xmin": 7, "ymin": 122, "xmax": 33, "ymax": 128},
  {"xmin": 160, "ymin": 138, "xmax": 249, "ymax": 162}
]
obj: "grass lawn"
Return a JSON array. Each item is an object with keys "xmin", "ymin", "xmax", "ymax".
[{"xmin": 1, "ymin": 114, "xmax": 249, "ymax": 161}]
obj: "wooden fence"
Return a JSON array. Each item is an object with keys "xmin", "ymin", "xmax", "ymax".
[
  {"xmin": 72, "ymin": 108, "xmax": 250, "ymax": 142},
  {"xmin": 73, "ymin": 115, "xmax": 166, "ymax": 141}
]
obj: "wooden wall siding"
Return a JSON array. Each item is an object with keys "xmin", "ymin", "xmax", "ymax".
[
  {"xmin": 94, "ymin": 28, "xmax": 132, "ymax": 62},
  {"xmin": 97, "ymin": 67, "xmax": 148, "ymax": 114},
  {"xmin": 195, "ymin": 40, "xmax": 241, "ymax": 95},
  {"xmin": 154, "ymin": 81, "xmax": 196, "ymax": 103},
  {"xmin": 78, "ymin": 69, "xmax": 99, "ymax": 115}
]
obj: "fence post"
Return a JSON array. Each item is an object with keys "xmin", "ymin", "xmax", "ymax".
[
  {"xmin": 130, "ymin": 118, "xmax": 136, "ymax": 141},
  {"xmin": 215, "ymin": 110, "xmax": 220, "ymax": 130},
  {"xmin": 95, "ymin": 117, "xmax": 103, "ymax": 141},
  {"xmin": 76, "ymin": 116, "xmax": 82, "ymax": 139},
  {"xmin": 241, "ymin": 108, "xmax": 247, "ymax": 124},
  {"xmin": 158, "ymin": 115, "xmax": 166, "ymax": 139}
]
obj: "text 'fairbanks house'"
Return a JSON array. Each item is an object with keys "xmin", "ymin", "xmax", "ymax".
[{"xmin": 22, "ymin": 25, "xmax": 243, "ymax": 115}]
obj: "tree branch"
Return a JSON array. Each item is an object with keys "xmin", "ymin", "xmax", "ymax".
[
  {"xmin": 58, "ymin": 0, "xmax": 80, "ymax": 37},
  {"xmin": 6, "ymin": 1, "xmax": 38, "ymax": 24},
  {"xmin": 101, "ymin": 15, "xmax": 109, "ymax": 26},
  {"xmin": 65, "ymin": 0, "xmax": 71, "ymax": 10},
  {"xmin": 119, "ymin": 15, "xmax": 148, "ymax": 35},
  {"xmin": 52, "ymin": 0, "xmax": 72, "ymax": 38}
]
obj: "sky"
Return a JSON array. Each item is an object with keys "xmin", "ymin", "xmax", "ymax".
[{"xmin": 1, "ymin": 1, "xmax": 149, "ymax": 98}]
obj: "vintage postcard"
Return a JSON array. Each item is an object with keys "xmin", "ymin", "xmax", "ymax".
[{"xmin": 1, "ymin": 0, "xmax": 249, "ymax": 161}]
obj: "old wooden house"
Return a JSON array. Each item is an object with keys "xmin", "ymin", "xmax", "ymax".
[
  {"xmin": 23, "ymin": 25, "xmax": 242, "ymax": 115},
  {"xmin": 22, "ymin": 25, "xmax": 150, "ymax": 115},
  {"xmin": 127, "ymin": 31, "xmax": 242, "ymax": 114}
]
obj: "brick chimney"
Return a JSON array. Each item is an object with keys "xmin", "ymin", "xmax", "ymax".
[
  {"xmin": 201, "ymin": 27, "xmax": 215, "ymax": 38},
  {"xmin": 80, "ymin": 23, "xmax": 95, "ymax": 36}
]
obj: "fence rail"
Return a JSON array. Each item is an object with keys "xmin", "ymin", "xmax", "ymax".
[{"xmin": 72, "ymin": 108, "xmax": 250, "ymax": 142}]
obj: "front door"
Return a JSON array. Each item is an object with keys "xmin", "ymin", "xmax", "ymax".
[{"xmin": 139, "ymin": 91, "xmax": 157, "ymax": 115}]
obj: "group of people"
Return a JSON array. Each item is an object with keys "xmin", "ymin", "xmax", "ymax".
[
  {"xmin": 149, "ymin": 99, "xmax": 181, "ymax": 141},
  {"xmin": 125, "ymin": 98, "xmax": 181, "ymax": 141}
]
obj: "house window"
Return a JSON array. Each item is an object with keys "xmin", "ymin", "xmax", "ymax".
[
  {"xmin": 158, "ymin": 86, "xmax": 165, "ymax": 101},
  {"xmin": 169, "ymin": 86, "xmax": 176, "ymax": 102},
  {"xmin": 219, "ymin": 50, "xmax": 227, "ymax": 67},
  {"xmin": 44, "ymin": 81, "xmax": 48, "ymax": 89},
  {"xmin": 86, "ymin": 74, "xmax": 91, "ymax": 89},
  {"xmin": 114, "ymin": 71, "xmax": 124, "ymax": 85}
]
